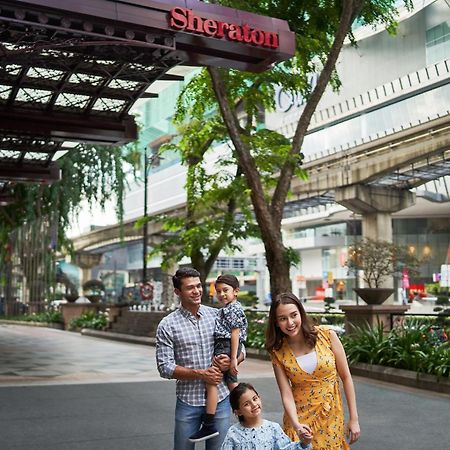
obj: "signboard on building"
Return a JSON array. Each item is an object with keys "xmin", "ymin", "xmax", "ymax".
[
  {"xmin": 440, "ymin": 264, "xmax": 450, "ymax": 288},
  {"xmin": 169, "ymin": 7, "xmax": 279, "ymax": 48},
  {"xmin": 296, "ymin": 274, "xmax": 306, "ymax": 289}
]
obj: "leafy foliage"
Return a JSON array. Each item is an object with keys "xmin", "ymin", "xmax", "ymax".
[
  {"xmin": 246, "ymin": 311, "xmax": 269, "ymax": 350},
  {"xmin": 0, "ymin": 143, "xmax": 139, "ymax": 252},
  {"xmin": 342, "ymin": 321, "xmax": 450, "ymax": 378},
  {"xmin": 2, "ymin": 309, "xmax": 63, "ymax": 324},
  {"xmin": 170, "ymin": 0, "xmax": 412, "ymax": 296},
  {"xmin": 237, "ymin": 291, "xmax": 259, "ymax": 308},
  {"xmin": 136, "ymin": 110, "xmax": 261, "ymax": 284},
  {"xmin": 68, "ymin": 311, "xmax": 108, "ymax": 331}
]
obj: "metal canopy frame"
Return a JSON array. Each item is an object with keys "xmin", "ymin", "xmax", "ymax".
[
  {"xmin": 283, "ymin": 192, "xmax": 336, "ymax": 218},
  {"xmin": 0, "ymin": 0, "xmax": 295, "ymax": 193},
  {"xmin": 368, "ymin": 149, "xmax": 450, "ymax": 189}
]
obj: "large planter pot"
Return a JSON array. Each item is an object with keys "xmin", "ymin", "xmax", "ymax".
[{"xmin": 354, "ymin": 288, "xmax": 394, "ymax": 305}]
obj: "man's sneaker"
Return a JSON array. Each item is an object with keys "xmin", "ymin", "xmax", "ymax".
[{"xmin": 188, "ymin": 422, "xmax": 219, "ymax": 443}]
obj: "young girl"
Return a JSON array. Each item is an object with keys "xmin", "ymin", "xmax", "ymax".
[
  {"xmin": 189, "ymin": 274, "xmax": 248, "ymax": 443},
  {"xmin": 266, "ymin": 293, "xmax": 360, "ymax": 449},
  {"xmin": 221, "ymin": 383, "xmax": 312, "ymax": 449}
]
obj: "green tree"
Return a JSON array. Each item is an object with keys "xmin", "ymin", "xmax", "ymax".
[
  {"xmin": 0, "ymin": 143, "xmax": 139, "ymax": 251},
  {"xmin": 175, "ymin": 0, "xmax": 411, "ymax": 297},
  {"xmin": 0, "ymin": 143, "xmax": 139, "ymax": 305},
  {"xmin": 138, "ymin": 117, "xmax": 260, "ymax": 289},
  {"xmin": 346, "ymin": 238, "xmax": 421, "ymax": 288}
]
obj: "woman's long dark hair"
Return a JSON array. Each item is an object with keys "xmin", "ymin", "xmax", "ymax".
[
  {"xmin": 230, "ymin": 383, "xmax": 259, "ymax": 423},
  {"xmin": 265, "ymin": 292, "xmax": 317, "ymax": 352}
]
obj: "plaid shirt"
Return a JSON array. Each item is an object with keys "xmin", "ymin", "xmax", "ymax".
[{"xmin": 156, "ymin": 304, "xmax": 229, "ymax": 406}]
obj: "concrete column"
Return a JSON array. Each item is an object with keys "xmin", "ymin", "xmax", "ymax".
[
  {"xmin": 335, "ymin": 185, "xmax": 415, "ymax": 300},
  {"xmin": 336, "ymin": 185, "xmax": 415, "ymax": 242},
  {"xmin": 363, "ymin": 212, "xmax": 393, "ymax": 242},
  {"xmin": 73, "ymin": 252, "xmax": 103, "ymax": 294},
  {"xmin": 161, "ymin": 263, "xmax": 178, "ymax": 308}
]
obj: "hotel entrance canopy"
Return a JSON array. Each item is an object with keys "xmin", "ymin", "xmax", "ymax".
[{"xmin": 0, "ymin": 0, "xmax": 295, "ymax": 194}]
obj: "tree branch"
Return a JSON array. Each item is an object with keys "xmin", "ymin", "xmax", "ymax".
[
  {"xmin": 208, "ymin": 67, "xmax": 276, "ymax": 239},
  {"xmin": 271, "ymin": 0, "xmax": 362, "ymax": 222}
]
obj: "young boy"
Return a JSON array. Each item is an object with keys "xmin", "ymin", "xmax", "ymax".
[{"xmin": 189, "ymin": 274, "xmax": 248, "ymax": 443}]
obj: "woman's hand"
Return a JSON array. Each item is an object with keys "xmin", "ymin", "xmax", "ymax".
[
  {"xmin": 346, "ymin": 418, "xmax": 360, "ymax": 444},
  {"xmin": 295, "ymin": 423, "xmax": 313, "ymax": 443}
]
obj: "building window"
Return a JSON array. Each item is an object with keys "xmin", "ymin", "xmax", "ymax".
[{"xmin": 426, "ymin": 22, "xmax": 450, "ymax": 65}]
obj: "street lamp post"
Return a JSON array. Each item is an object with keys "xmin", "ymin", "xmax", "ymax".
[
  {"xmin": 143, "ymin": 147, "xmax": 149, "ymax": 283},
  {"xmin": 142, "ymin": 148, "xmax": 164, "ymax": 284}
]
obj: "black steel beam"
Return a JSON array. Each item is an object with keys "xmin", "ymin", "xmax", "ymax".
[
  {"xmin": 0, "ymin": 161, "xmax": 60, "ymax": 184},
  {"xmin": 0, "ymin": 194, "xmax": 14, "ymax": 205},
  {"xmin": 0, "ymin": 110, "xmax": 138, "ymax": 145}
]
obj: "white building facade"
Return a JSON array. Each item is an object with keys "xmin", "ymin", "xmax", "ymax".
[{"xmin": 102, "ymin": 0, "xmax": 450, "ymax": 302}]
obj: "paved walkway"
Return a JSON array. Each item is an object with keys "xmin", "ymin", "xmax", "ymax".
[{"xmin": 0, "ymin": 324, "xmax": 449, "ymax": 449}]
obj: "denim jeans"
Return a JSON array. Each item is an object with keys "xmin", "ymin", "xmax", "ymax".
[{"xmin": 174, "ymin": 396, "xmax": 231, "ymax": 450}]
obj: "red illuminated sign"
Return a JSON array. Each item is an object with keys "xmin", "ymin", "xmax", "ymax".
[{"xmin": 169, "ymin": 7, "xmax": 279, "ymax": 49}]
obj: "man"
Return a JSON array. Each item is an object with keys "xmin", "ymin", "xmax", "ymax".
[{"xmin": 156, "ymin": 268, "xmax": 242, "ymax": 449}]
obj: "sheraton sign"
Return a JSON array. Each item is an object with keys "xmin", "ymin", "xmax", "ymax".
[{"xmin": 169, "ymin": 7, "xmax": 279, "ymax": 49}]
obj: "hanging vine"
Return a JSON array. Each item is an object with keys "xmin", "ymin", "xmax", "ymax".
[{"xmin": 0, "ymin": 142, "xmax": 139, "ymax": 252}]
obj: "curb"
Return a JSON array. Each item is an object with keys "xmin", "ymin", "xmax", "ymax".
[
  {"xmin": 80, "ymin": 328, "xmax": 156, "ymax": 346},
  {"xmin": 0, "ymin": 319, "xmax": 64, "ymax": 329},
  {"xmin": 79, "ymin": 330, "xmax": 450, "ymax": 395},
  {"xmin": 349, "ymin": 362, "xmax": 450, "ymax": 395},
  {"xmin": 3, "ymin": 323, "xmax": 448, "ymax": 395}
]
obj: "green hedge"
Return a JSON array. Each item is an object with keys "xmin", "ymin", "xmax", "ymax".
[
  {"xmin": 246, "ymin": 311, "xmax": 268, "ymax": 350},
  {"xmin": 342, "ymin": 321, "xmax": 449, "ymax": 379},
  {"xmin": 68, "ymin": 311, "xmax": 108, "ymax": 331},
  {"xmin": 2, "ymin": 310, "xmax": 63, "ymax": 324}
]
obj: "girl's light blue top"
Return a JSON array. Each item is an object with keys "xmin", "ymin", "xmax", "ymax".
[{"xmin": 220, "ymin": 419, "xmax": 312, "ymax": 450}]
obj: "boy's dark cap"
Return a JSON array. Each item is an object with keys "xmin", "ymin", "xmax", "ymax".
[{"xmin": 215, "ymin": 274, "xmax": 239, "ymax": 289}]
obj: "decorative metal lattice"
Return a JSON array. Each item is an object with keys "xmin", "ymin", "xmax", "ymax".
[{"xmin": 0, "ymin": 0, "xmax": 183, "ymax": 188}]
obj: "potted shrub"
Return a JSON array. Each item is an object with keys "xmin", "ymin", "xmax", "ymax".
[
  {"xmin": 346, "ymin": 238, "xmax": 420, "ymax": 305},
  {"xmin": 82, "ymin": 279, "xmax": 105, "ymax": 304}
]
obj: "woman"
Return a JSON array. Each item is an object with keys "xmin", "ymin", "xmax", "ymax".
[{"xmin": 265, "ymin": 293, "xmax": 360, "ymax": 449}]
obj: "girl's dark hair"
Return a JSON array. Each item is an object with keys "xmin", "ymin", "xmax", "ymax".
[
  {"xmin": 265, "ymin": 292, "xmax": 317, "ymax": 353},
  {"xmin": 229, "ymin": 383, "xmax": 259, "ymax": 423}
]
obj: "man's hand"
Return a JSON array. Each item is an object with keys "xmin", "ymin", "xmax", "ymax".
[
  {"xmin": 213, "ymin": 354, "xmax": 231, "ymax": 372},
  {"xmin": 202, "ymin": 365, "xmax": 223, "ymax": 385}
]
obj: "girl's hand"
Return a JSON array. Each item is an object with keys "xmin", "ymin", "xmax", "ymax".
[
  {"xmin": 230, "ymin": 357, "xmax": 238, "ymax": 376},
  {"xmin": 296, "ymin": 424, "xmax": 312, "ymax": 443},
  {"xmin": 346, "ymin": 419, "xmax": 360, "ymax": 444}
]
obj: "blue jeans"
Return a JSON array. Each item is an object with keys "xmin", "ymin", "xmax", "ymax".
[{"xmin": 174, "ymin": 396, "xmax": 230, "ymax": 450}]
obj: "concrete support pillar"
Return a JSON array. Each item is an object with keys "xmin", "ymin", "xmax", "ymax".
[
  {"xmin": 336, "ymin": 185, "xmax": 415, "ymax": 218},
  {"xmin": 73, "ymin": 252, "xmax": 103, "ymax": 294},
  {"xmin": 336, "ymin": 184, "xmax": 415, "ymax": 242},
  {"xmin": 161, "ymin": 263, "xmax": 178, "ymax": 309},
  {"xmin": 335, "ymin": 185, "xmax": 415, "ymax": 300}
]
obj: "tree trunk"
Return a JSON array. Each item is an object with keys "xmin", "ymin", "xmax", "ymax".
[
  {"xmin": 208, "ymin": 0, "xmax": 361, "ymax": 299},
  {"xmin": 264, "ymin": 237, "xmax": 292, "ymax": 298}
]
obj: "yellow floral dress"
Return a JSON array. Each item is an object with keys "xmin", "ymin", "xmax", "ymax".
[{"xmin": 271, "ymin": 326, "xmax": 349, "ymax": 450}]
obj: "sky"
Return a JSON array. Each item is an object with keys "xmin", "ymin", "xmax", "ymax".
[{"xmin": 66, "ymin": 199, "xmax": 118, "ymax": 238}]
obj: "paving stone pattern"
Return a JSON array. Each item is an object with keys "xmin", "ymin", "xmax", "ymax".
[{"xmin": 0, "ymin": 323, "xmax": 449, "ymax": 450}]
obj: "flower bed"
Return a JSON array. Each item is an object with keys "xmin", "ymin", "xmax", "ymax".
[
  {"xmin": 68, "ymin": 310, "xmax": 108, "ymax": 331},
  {"xmin": 0, "ymin": 310, "xmax": 63, "ymax": 324},
  {"xmin": 342, "ymin": 320, "xmax": 449, "ymax": 379}
]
